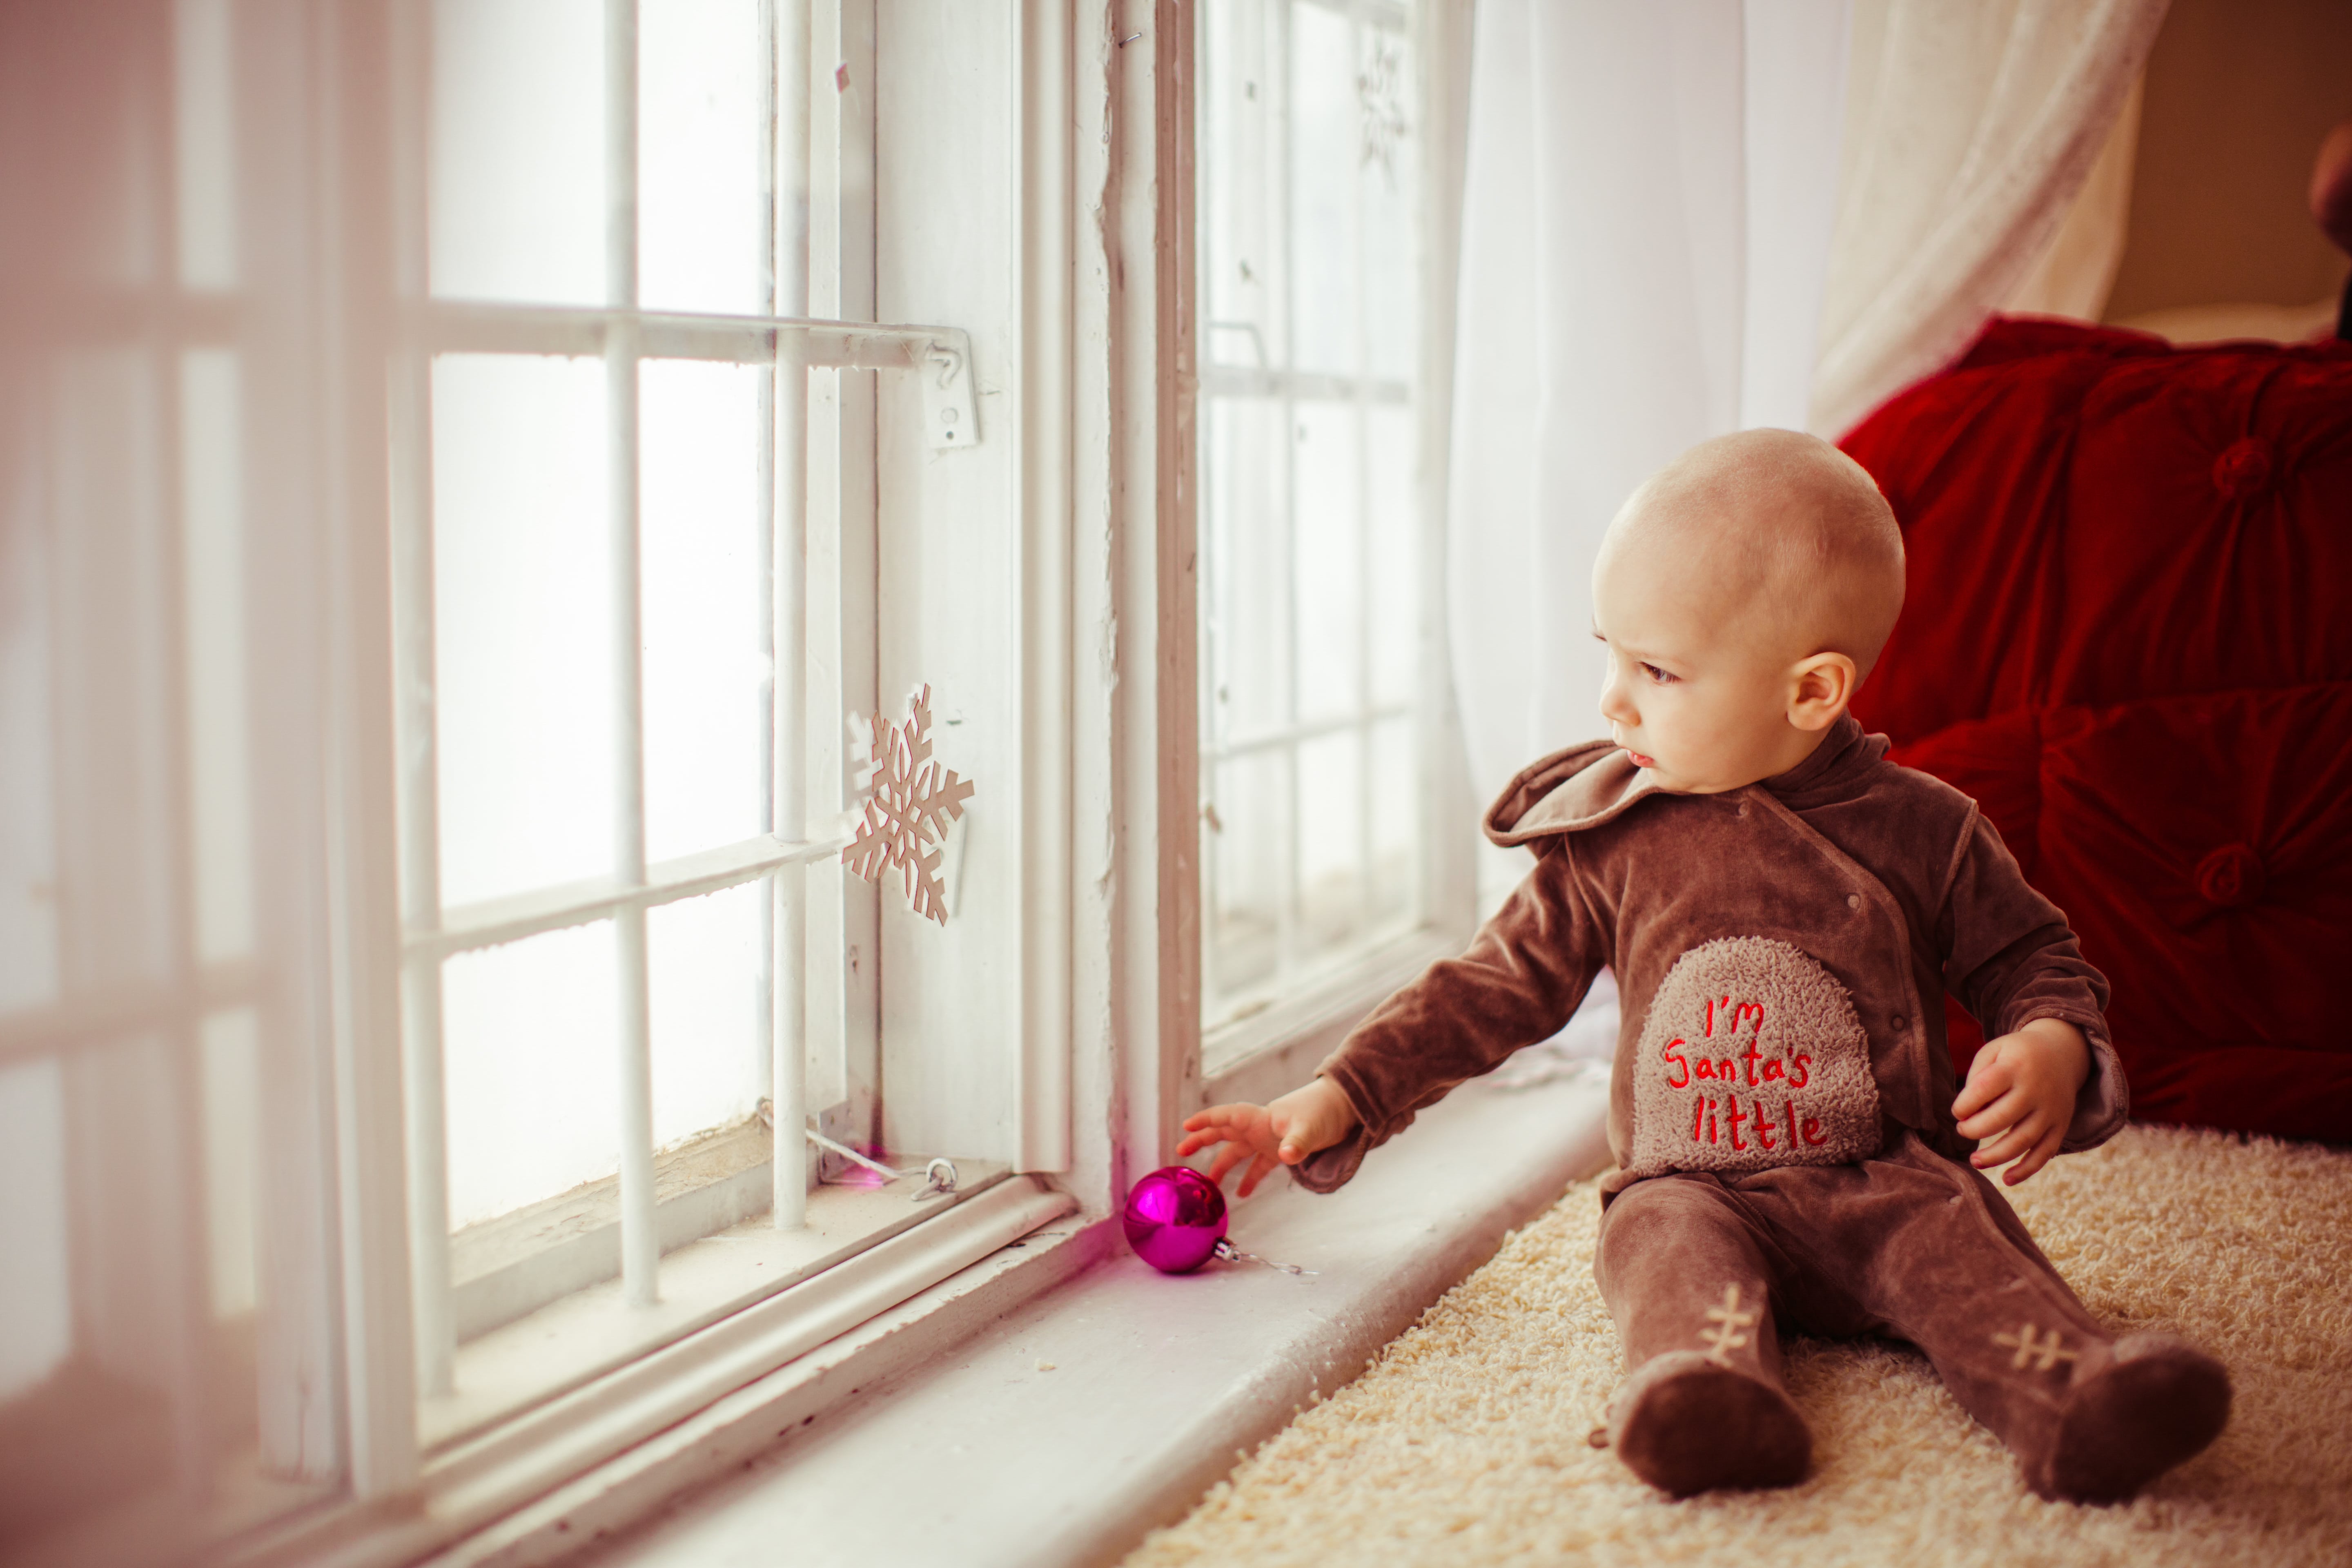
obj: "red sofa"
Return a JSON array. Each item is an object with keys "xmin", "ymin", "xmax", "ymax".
[{"xmin": 1842, "ymin": 317, "xmax": 2352, "ymax": 1145}]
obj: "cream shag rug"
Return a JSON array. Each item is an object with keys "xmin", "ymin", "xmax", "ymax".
[{"xmin": 1126, "ymin": 1125, "xmax": 2352, "ymax": 1568}]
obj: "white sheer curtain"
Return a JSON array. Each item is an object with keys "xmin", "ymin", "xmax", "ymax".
[
  {"xmin": 1446, "ymin": 0, "xmax": 1852, "ymax": 813},
  {"xmin": 1445, "ymin": 0, "xmax": 2165, "ymax": 822},
  {"xmin": 1812, "ymin": 0, "xmax": 2168, "ymax": 434},
  {"xmin": 2001, "ymin": 76, "xmax": 2144, "ymax": 325}
]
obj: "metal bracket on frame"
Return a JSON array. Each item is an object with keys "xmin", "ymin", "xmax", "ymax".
[{"xmin": 922, "ymin": 332, "xmax": 978, "ymax": 451}]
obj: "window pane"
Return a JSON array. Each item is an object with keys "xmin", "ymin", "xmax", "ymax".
[
  {"xmin": 1359, "ymin": 27, "xmax": 1419, "ymax": 383},
  {"xmin": 1205, "ymin": 396, "xmax": 1292, "ymax": 742},
  {"xmin": 1369, "ymin": 715, "xmax": 1416, "ymax": 924},
  {"xmin": 1288, "ymin": 1, "xmax": 1360, "ymax": 376},
  {"xmin": 1202, "ymin": 0, "xmax": 1280, "ymax": 361},
  {"xmin": 46, "ymin": 350, "xmax": 178, "ymax": 987},
  {"xmin": 1366, "ymin": 402, "xmax": 1416, "ymax": 706},
  {"xmin": 442, "ymin": 922, "xmax": 621, "ymax": 1229},
  {"xmin": 1292, "ymin": 401, "xmax": 1362, "ymax": 724},
  {"xmin": 430, "ymin": 0, "xmax": 606, "ymax": 306},
  {"xmin": 173, "ymin": 0, "xmax": 237, "ymax": 291},
  {"xmin": 0, "ymin": 463, "xmax": 58, "ymax": 1016},
  {"xmin": 648, "ymin": 882, "xmax": 764, "ymax": 1149},
  {"xmin": 432, "ymin": 354, "xmax": 612, "ymax": 906},
  {"xmin": 0, "ymin": 1026, "xmax": 320, "ymax": 1533},
  {"xmin": 640, "ymin": 0, "xmax": 766, "ymax": 314},
  {"xmin": 1295, "ymin": 729, "xmax": 1364, "ymax": 966},
  {"xmin": 198, "ymin": 1008, "xmax": 261, "ymax": 1320},
  {"xmin": 0, "ymin": 1060, "xmax": 71, "ymax": 1404},
  {"xmin": 642, "ymin": 360, "xmax": 765, "ymax": 863},
  {"xmin": 1209, "ymin": 749, "xmax": 1290, "ymax": 1001},
  {"xmin": 182, "ymin": 348, "xmax": 254, "ymax": 964}
]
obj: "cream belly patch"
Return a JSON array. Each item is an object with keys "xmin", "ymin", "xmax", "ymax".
[{"xmin": 1627, "ymin": 936, "xmax": 1881, "ymax": 1178}]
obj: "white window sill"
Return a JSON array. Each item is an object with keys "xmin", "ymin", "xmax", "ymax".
[
  {"xmin": 448, "ymin": 1119, "xmax": 795, "ymax": 1346},
  {"xmin": 565, "ymin": 1065, "xmax": 1613, "ymax": 1568},
  {"xmin": 228, "ymin": 1176, "xmax": 1082, "ymax": 1568},
  {"xmin": 426, "ymin": 1156, "xmax": 1017, "ymax": 1451}
]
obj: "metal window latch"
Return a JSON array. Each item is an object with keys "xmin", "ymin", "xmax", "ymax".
[{"xmin": 924, "ymin": 335, "xmax": 978, "ymax": 450}]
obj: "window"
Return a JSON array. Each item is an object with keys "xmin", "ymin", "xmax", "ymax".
[
  {"xmin": 399, "ymin": 0, "xmax": 1063, "ymax": 1455},
  {"xmin": 0, "ymin": 1, "xmax": 1082, "ymax": 1560},
  {"xmin": 1195, "ymin": 0, "xmax": 1472, "ymax": 1063},
  {"xmin": 401, "ymin": 0, "xmax": 982, "ymax": 1439}
]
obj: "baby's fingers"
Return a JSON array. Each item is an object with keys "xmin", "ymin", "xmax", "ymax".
[
  {"xmin": 1954, "ymin": 1083, "xmax": 2028, "ymax": 1143},
  {"xmin": 1970, "ymin": 1112, "xmax": 2044, "ymax": 1172},
  {"xmin": 1180, "ymin": 1105, "xmax": 1271, "ymax": 1156},
  {"xmin": 1235, "ymin": 1152, "xmax": 1279, "ymax": 1199},
  {"xmin": 2001, "ymin": 1125, "xmax": 2065, "ymax": 1186},
  {"xmin": 1952, "ymin": 1055, "xmax": 2015, "ymax": 1122},
  {"xmin": 1205, "ymin": 1142, "xmax": 1254, "ymax": 1188}
]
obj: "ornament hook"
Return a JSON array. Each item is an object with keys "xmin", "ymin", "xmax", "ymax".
[{"xmin": 1211, "ymin": 1238, "xmax": 1318, "ymax": 1276}]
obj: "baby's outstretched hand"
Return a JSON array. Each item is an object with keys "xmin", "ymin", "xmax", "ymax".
[
  {"xmin": 1176, "ymin": 1078, "xmax": 1360, "ymax": 1198},
  {"xmin": 1952, "ymin": 1017, "xmax": 2090, "ymax": 1186}
]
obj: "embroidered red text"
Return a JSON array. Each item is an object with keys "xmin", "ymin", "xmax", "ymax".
[
  {"xmin": 1668, "ymin": 991, "xmax": 1828, "ymax": 1152},
  {"xmin": 1684, "ymin": 1095, "xmax": 1827, "ymax": 1149},
  {"xmin": 1661, "ymin": 1038, "xmax": 1809, "ymax": 1089}
]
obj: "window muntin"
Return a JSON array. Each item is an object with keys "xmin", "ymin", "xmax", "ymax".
[{"xmin": 1197, "ymin": 0, "xmax": 1431, "ymax": 1044}]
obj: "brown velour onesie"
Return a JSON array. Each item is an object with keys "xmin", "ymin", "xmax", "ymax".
[{"xmin": 1297, "ymin": 716, "xmax": 2230, "ymax": 1500}]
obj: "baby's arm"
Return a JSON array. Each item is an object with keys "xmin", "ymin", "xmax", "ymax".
[
  {"xmin": 1184, "ymin": 840, "xmax": 1605, "ymax": 1196},
  {"xmin": 1951, "ymin": 1016, "xmax": 2088, "ymax": 1185},
  {"xmin": 1940, "ymin": 811, "xmax": 2121, "ymax": 1183},
  {"xmin": 1177, "ymin": 1078, "xmax": 1359, "ymax": 1198}
]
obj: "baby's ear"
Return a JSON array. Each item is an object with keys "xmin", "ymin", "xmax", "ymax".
[{"xmin": 1788, "ymin": 652, "xmax": 1857, "ymax": 729}]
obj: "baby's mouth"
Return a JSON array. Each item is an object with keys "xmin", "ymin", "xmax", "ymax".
[{"xmin": 1626, "ymin": 748, "xmax": 1656, "ymax": 770}]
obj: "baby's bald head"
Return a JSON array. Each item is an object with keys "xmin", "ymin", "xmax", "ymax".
[{"xmin": 1598, "ymin": 428, "xmax": 1904, "ymax": 678}]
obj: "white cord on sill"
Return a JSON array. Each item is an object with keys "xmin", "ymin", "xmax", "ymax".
[{"xmin": 757, "ymin": 1099, "xmax": 959, "ymax": 1202}]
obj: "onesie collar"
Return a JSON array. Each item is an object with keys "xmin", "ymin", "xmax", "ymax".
[
  {"xmin": 1482, "ymin": 740, "xmax": 1656, "ymax": 845},
  {"xmin": 1761, "ymin": 713, "xmax": 1891, "ymax": 806},
  {"xmin": 1482, "ymin": 713, "xmax": 1892, "ymax": 847}
]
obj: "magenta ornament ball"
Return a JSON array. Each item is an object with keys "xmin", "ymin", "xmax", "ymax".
[{"xmin": 1122, "ymin": 1165, "xmax": 1229, "ymax": 1273}]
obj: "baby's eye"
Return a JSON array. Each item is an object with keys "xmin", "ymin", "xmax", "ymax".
[{"xmin": 1641, "ymin": 663, "xmax": 1678, "ymax": 685}]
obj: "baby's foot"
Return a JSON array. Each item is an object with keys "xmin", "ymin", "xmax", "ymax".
[
  {"xmin": 1608, "ymin": 1350, "xmax": 1811, "ymax": 1497},
  {"xmin": 2029, "ymin": 1333, "xmax": 2231, "ymax": 1503}
]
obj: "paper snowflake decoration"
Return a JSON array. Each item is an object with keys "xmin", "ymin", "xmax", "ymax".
[
  {"xmin": 1357, "ymin": 35, "xmax": 1409, "ymax": 189},
  {"xmin": 843, "ymin": 684, "xmax": 976, "ymax": 924}
]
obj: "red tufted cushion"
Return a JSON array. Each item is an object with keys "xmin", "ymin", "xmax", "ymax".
[{"xmin": 1842, "ymin": 317, "xmax": 2352, "ymax": 1144}]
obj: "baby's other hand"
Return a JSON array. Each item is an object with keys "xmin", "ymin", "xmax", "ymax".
[
  {"xmin": 1952, "ymin": 1017, "xmax": 2090, "ymax": 1187},
  {"xmin": 1176, "ymin": 1078, "xmax": 1359, "ymax": 1198}
]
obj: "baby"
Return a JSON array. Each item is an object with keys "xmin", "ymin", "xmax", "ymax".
[{"xmin": 1180, "ymin": 429, "xmax": 2231, "ymax": 1501}]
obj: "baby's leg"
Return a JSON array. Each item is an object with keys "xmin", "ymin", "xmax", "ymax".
[
  {"xmin": 1594, "ymin": 1174, "xmax": 1811, "ymax": 1495},
  {"xmin": 1740, "ymin": 1136, "xmax": 2229, "ymax": 1501}
]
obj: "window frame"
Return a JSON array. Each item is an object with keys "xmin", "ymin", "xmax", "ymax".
[
  {"xmin": 1185, "ymin": 0, "xmax": 1479, "ymax": 1113},
  {"xmin": 387, "ymin": 0, "xmax": 1024, "ymax": 1418}
]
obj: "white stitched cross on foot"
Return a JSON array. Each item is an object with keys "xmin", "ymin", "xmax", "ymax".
[
  {"xmin": 1699, "ymin": 1284, "xmax": 1760, "ymax": 1366},
  {"xmin": 1993, "ymin": 1323, "xmax": 2080, "ymax": 1372}
]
